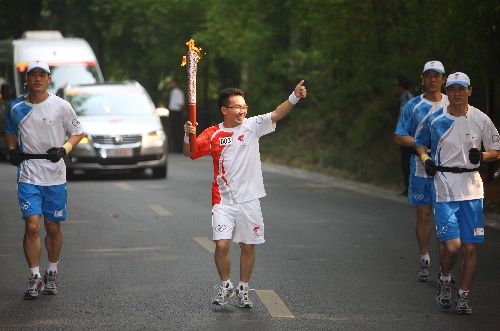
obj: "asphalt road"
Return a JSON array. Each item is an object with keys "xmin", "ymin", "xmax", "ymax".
[{"xmin": 1, "ymin": 155, "xmax": 499, "ymax": 330}]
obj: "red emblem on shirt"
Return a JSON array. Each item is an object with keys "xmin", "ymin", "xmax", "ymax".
[{"xmin": 238, "ymin": 134, "xmax": 244, "ymax": 142}]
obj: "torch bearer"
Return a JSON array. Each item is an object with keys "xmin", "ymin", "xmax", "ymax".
[{"xmin": 181, "ymin": 38, "xmax": 202, "ymax": 153}]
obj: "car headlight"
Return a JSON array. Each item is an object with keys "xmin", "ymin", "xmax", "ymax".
[{"xmin": 143, "ymin": 130, "xmax": 165, "ymax": 143}]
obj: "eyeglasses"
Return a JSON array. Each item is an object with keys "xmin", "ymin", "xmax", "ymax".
[{"xmin": 225, "ymin": 105, "xmax": 249, "ymax": 110}]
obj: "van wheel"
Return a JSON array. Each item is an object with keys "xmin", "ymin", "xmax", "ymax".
[{"xmin": 152, "ymin": 164, "xmax": 167, "ymax": 179}]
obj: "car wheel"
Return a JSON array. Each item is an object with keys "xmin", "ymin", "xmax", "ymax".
[{"xmin": 152, "ymin": 164, "xmax": 167, "ymax": 179}]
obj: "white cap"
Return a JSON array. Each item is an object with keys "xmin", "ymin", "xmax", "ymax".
[
  {"xmin": 27, "ymin": 60, "xmax": 50, "ymax": 74},
  {"xmin": 446, "ymin": 72, "xmax": 471, "ymax": 88},
  {"xmin": 422, "ymin": 60, "xmax": 445, "ymax": 74}
]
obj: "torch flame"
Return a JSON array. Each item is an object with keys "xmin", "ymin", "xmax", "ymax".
[{"xmin": 181, "ymin": 38, "xmax": 202, "ymax": 66}]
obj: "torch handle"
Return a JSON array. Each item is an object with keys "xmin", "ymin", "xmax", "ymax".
[{"xmin": 188, "ymin": 104, "xmax": 197, "ymax": 153}]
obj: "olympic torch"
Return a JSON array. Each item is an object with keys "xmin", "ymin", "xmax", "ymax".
[{"xmin": 181, "ymin": 38, "xmax": 202, "ymax": 153}]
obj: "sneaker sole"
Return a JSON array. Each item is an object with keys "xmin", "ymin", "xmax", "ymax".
[
  {"xmin": 42, "ymin": 289, "xmax": 58, "ymax": 295},
  {"xmin": 436, "ymin": 299, "xmax": 452, "ymax": 309},
  {"xmin": 23, "ymin": 289, "xmax": 42, "ymax": 300},
  {"xmin": 417, "ymin": 275, "xmax": 430, "ymax": 282},
  {"xmin": 23, "ymin": 295, "xmax": 39, "ymax": 300},
  {"xmin": 212, "ymin": 301, "xmax": 227, "ymax": 306},
  {"xmin": 457, "ymin": 309, "xmax": 472, "ymax": 315},
  {"xmin": 238, "ymin": 303, "xmax": 253, "ymax": 308},
  {"xmin": 24, "ymin": 286, "xmax": 43, "ymax": 300}
]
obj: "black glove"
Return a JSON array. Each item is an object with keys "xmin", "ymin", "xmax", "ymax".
[
  {"xmin": 424, "ymin": 159, "xmax": 437, "ymax": 176},
  {"xmin": 8, "ymin": 148, "xmax": 23, "ymax": 166},
  {"xmin": 468, "ymin": 148, "xmax": 482, "ymax": 165},
  {"xmin": 46, "ymin": 147, "xmax": 66, "ymax": 163}
]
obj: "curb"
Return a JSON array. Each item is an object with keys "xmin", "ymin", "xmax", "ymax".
[{"xmin": 263, "ymin": 162, "xmax": 500, "ymax": 231}]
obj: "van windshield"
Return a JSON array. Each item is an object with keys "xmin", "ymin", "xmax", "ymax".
[{"xmin": 18, "ymin": 63, "xmax": 101, "ymax": 94}]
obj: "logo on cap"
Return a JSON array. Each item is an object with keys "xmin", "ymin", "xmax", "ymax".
[
  {"xmin": 422, "ymin": 60, "xmax": 445, "ymax": 74},
  {"xmin": 446, "ymin": 72, "xmax": 470, "ymax": 88}
]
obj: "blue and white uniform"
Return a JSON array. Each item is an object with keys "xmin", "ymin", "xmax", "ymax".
[
  {"xmin": 415, "ymin": 105, "xmax": 500, "ymax": 243},
  {"xmin": 5, "ymin": 93, "xmax": 83, "ymax": 220},
  {"xmin": 394, "ymin": 94, "xmax": 448, "ymax": 205}
]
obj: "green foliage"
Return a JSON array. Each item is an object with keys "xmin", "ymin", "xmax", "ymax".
[{"xmin": 3, "ymin": 0, "xmax": 499, "ymax": 187}]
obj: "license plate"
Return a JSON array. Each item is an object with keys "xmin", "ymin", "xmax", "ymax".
[{"xmin": 105, "ymin": 148, "xmax": 133, "ymax": 157}]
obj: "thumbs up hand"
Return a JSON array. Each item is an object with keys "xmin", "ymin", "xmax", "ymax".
[{"xmin": 294, "ymin": 80, "xmax": 307, "ymax": 99}]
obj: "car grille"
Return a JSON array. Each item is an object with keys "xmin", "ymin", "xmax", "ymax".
[
  {"xmin": 91, "ymin": 135, "xmax": 141, "ymax": 145},
  {"xmin": 76, "ymin": 154, "xmax": 163, "ymax": 165}
]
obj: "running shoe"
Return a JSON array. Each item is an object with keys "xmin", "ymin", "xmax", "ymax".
[
  {"xmin": 455, "ymin": 292, "xmax": 472, "ymax": 315},
  {"xmin": 23, "ymin": 274, "xmax": 43, "ymax": 299},
  {"xmin": 417, "ymin": 259, "xmax": 431, "ymax": 282},
  {"xmin": 212, "ymin": 283, "xmax": 235, "ymax": 306},
  {"xmin": 436, "ymin": 274, "xmax": 452, "ymax": 309},
  {"xmin": 236, "ymin": 284, "xmax": 254, "ymax": 308},
  {"xmin": 42, "ymin": 271, "xmax": 59, "ymax": 295}
]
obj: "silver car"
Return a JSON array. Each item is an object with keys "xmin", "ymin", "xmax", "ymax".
[{"xmin": 61, "ymin": 81, "xmax": 168, "ymax": 178}]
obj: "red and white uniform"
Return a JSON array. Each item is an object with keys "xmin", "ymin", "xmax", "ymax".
[{"xmin": 191, "ymin": 113, "xmax": 276, "ymax": 206}]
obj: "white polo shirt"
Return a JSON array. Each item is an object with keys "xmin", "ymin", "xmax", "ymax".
[
  {"xmin": 5, "ymin": 94, "xmax": 84, "ymax": 185},
  {"xmin": 415, "ymin": 105, "xmax": 500, "ymax": 202}
]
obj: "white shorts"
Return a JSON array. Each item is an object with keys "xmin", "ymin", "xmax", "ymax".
[{"xmin": 212, "ymin": 199, "xmax": 265, "ymax": 244}]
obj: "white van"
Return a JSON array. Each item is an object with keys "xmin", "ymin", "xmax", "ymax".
[
  {"xmin": 0, "ymin": 30, "xmax": 104, "ymax": 157},
  {"xmin": 0, "ymin": 30, "xmax": 104, "ymax": 97}
]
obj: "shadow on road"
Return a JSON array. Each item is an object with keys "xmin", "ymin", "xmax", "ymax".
[{"xmin": 67, "ymin": 169, "xmax": 165, "ymax": 182}]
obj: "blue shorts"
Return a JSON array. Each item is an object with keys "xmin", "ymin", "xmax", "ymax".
[
  {"xmin": 408, "ymin": 175, "xmax": 433, "ymax": 205},
  {"xmin": 17, "ymin": 183, "xmax": 67, "ymax": 222},
  {"xmin": 433, "ymin": 199, "xmax": 484, "ymax": 244}
]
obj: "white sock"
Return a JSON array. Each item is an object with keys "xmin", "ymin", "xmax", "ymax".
[
  {"xmin": 440, "ymin": 273, "xmax": 452, "ymax": 282},
  {"xmin": 458, "ymin": 289, "xmax": 469, "ymax": 297},
  {"xmin": 29, "ymin": 266, "xmax": 41, "ymax": 278},
  {"xmin": 47, "ymin": 261, "xmax": 58, "ymax": 274},
  {"xmin": 222, "ymin": 279, "xmax": 232, "ymax": 288},
  {"xmin": 238, "ymin": 281, "xmax": 249, "ymax": 290},
  {"xmin": 420, "ymin": 254, "xmax": 430, "ymax": 262}
]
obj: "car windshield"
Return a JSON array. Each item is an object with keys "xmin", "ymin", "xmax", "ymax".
[{"xmin": 65, "ymin": 88, "xmax": 155, "ymax": 116}]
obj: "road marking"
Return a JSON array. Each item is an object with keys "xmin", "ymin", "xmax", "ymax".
[
  {"xmin": 256, "ymin": 290, "xmax": 294, "ymax": 318},
  {"xmin": 0, "ymin": 254, "xmax": 12, "ymax": 258},
  {"xmin": 149, "ymin": 204, "xmax": 172, "ymax": 216},
  {"xmin": 85, "ymin": 246, "xmax": 167, "ymax": 253},
  {"xmin": 115, "ymin": 182, "xmax": 132, "ymax": 191},
  {"xmin": 193, "ymin": 237, "xmax": 214, "ymax": 253}
]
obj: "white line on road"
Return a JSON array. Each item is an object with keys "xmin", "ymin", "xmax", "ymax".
[
  {"xmin": 149, "ymin": 204, "xmax": 172, "ymax": 216},
  {"xmin": 85, "ymin": 246, "xmax": 167, "ymax": 253},
  {"xmin": 115, "ymin": 182, "xmax": 132, "ymax": 191},
  {"xmin": 193, "ymin": 237, "xmax": 214, "ymax": 253},
  {"xmin": 256, "ymin": 290, "xmax": 294, "ymax": 318}
]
